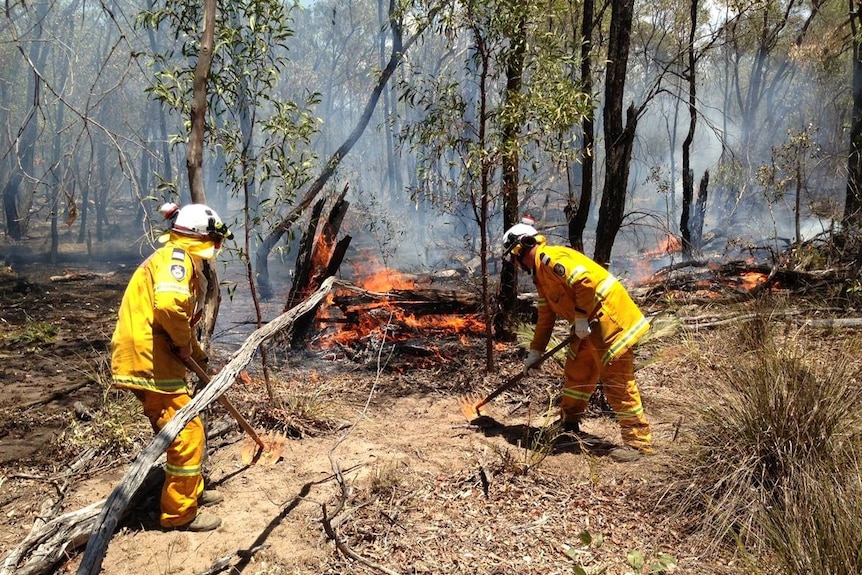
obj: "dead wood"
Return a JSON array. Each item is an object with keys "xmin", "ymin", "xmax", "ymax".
[
  {"xmin": 0, "ymin": 466, "xmax": 163, "ymax": 575},
  {"xmin": 73, "ymin": 277, "xmax": 349, "ymax": 575},
  {"xmin": 332, "ymin": 286, "xmax": 482, "ymax": 315},
  {"xmin": 285, "ymin": 196, "xmax": 327, "ymax": 311},
  {"xmin": 17, "ymin": 381, "xmax": 90, "ymax": 410},
  {"xmin": 289, "ymin": 185, "xmax": 351, "ymax": 345},
  {"xmin": 49, "ymin": 272, "xmax": 116, "ymax": 282}
]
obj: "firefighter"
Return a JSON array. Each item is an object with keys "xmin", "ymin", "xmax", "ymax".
[
  {"xmin": 501, "ymin": 217, "xmax": 653, "ymax": 462},
  {"xmin": 111, "ymin": 203, "xmax": 233, "ymax": 531}
]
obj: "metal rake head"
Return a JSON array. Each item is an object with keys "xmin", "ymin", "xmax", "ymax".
[{"xmin": 240, "ymin": 430, "xmax": 288, "ymax": 466}]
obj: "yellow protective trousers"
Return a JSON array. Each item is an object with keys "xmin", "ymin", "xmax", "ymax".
[
  {"xmin": 559, "ymin": 338, "xmax": 653, "ymax": 451},
  {"xmin": 133, "ymin": 390, "xmax": 205, "ymax": 527}
]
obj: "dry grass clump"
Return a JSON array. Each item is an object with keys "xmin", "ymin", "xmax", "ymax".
[{"xmin": 664, "ymin": 303, "xmax": 862, "ymax": 573}]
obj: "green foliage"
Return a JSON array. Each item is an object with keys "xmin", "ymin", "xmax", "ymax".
[
  {"xmin": 139, "ymin": 0, "xmax": 320, "ymax": 236},
  {"xmin": 1, "ymin": 321, "xmax": 58, "ymax": 352}
]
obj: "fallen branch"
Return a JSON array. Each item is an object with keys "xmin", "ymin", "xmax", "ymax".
[{"xmin": 0, "ymin": 465, "xmax": 163, "ymax": 575}]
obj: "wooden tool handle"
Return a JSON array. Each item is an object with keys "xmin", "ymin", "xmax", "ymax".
[
  {"xmin": 475, "ymin": 332, "xmax": 577, "ymax": 410},
  {"xmin": 181, "ymin": 356, "xmax": 266, "ymax": 449}
]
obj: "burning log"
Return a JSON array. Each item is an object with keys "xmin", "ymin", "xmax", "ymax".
[
  {"xmin": 332, "ymin": 286, "xmax": 482, "ymax": 316},
  {"xmin": 310, "ymin": 281, "xmax": 486, "ymax": 362}
]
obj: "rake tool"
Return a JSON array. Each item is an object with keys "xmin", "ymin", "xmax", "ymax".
[
  {"xmin": 458, "ymin": 332, "xmax": 577, "ymax": 422},
  {"xmin": 181, "ymin": 356, "xmax": 286, "ymax": 465}
]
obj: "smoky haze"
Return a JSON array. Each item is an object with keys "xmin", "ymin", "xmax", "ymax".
[{"xmin": 0, "ymin": 1, "xmax": 849, "ymax": 311}]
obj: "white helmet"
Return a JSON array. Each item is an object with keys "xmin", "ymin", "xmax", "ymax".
[
  {"xmin": 501, "ymin": 215, "xmax": 538, "ymax": 260},
  {"xmin": 159, "ymin": 203, "xmax": 233, "ymax": 242}
]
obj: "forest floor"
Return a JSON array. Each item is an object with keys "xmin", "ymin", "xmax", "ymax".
[{"xmin": 0, "ymin": 250, "xmax": 809, "ymax": 575}]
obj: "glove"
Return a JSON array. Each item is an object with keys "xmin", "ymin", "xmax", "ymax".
[
  {"xmin": 573, "ymin": 318, "xmax": 592, "ymax": 339},
  {"xmin": 523, "ymin": 349, "xmax": 543, "ymax": 375}
]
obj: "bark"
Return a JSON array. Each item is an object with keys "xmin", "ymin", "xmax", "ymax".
[
  {"xmin": 1, "ymin": 467, "xmax": 164, "ymax": 575},
  {"xmin": 496, "ymin": 8, "xmax": 526, "ymax": 340},
  {"xmin": 690, "ymin": 170, "xmax": 709, "ymax": 250},
  {"xmin": 287, "ymin": 186, "xmax": 351, "ymax": 345},
  {"xmin": 185, "ymin": 0, "xmax": 219, "ymax": 351},
  {"xmin": 593, "ymin": 0, "xmax": 635, "ymax": 268},
  {"xmin": 680, "ymin": 0, "xmax": 699, "ymax": 259}
]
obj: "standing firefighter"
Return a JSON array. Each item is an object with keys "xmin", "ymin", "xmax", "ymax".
[
  {"xmin": 111, "ymin": 203, "xmax": 233, "ymax": 531},
  {"xmin": 502, "ymin": 217, "xmax": 653, "ymax": 462}
]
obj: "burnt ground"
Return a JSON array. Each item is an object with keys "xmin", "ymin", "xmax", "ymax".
[{"xmin": 0, "ymin": 254, "xmax": 829, "ymax": 575}]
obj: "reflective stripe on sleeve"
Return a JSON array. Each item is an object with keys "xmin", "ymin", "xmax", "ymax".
[
  {"xmin": 565, "ymin": 265, "xmax": 588, "ymax": 287},
  {"xmin": 602, "ymin": 315, "xmax": 650, "ymax": 365}
]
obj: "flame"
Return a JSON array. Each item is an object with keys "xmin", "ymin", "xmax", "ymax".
[
  {"xmin": 312, "ymin": 257, "xmax": 486, "ymax": 351},
  {"xmin": 739, "ymin": 271, "xmax": 769, "ymax": 291},
  {"xmin": 361, "ymin": 268, "xmax": 416, "ymax": 292},
  {"xmin": 644, "ymin": 234, "xmax": 682, "ymax": 257}
]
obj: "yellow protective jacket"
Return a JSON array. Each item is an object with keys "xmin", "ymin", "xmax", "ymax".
[
  {"xmin": 530, "ymin": 242, "xmax": 649, "ymax": 365},
  {"xmin": 111, "ymin": 239, "xmax": 207, "ymax": 394}
]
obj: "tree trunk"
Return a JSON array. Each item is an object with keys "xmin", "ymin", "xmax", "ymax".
[
  {"xmin": 691, "ymin": 170, "xmax": 709, "ymax": 250},
  {"xmin": 845, "ymin": 3, "xmax": 862, "ymax": 230},
  {"xmin": 680, "ymin": 0, "xmax": 699, "ymax": 259},
  {"xmin": 593, "ymin": 0, "xmax": 635, "ymax": 268},
  {"xmin": 496, "ymin": 8, "xmax": 526, "ymax": 340},
  {"xmin": 567, "ymin": 0, "xmax": 594, "ymax": 253},
  {"xmin": 186, "ymin": 0, "xmax": 220, "ymax": 351}
]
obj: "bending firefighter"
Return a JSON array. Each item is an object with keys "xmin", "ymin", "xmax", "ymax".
[
  {"xmin": 502, "ymin": 217, "xmax": 653, "ymax": 462},
  {"xmin": 111, "ymin": 203, "xmax": 233, "ymax": 531}
]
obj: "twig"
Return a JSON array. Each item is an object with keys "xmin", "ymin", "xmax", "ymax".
[{"xmin": 321, "ymin": 501, "xmax": 402, "ymax": 575}]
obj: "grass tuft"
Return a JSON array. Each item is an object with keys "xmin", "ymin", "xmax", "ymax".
[{"xmin": 664, "ymin": 307, "xmax": 862, "ymax": 573}]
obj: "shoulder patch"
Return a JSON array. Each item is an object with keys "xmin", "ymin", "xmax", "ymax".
[
  {"xmin": 171, "ymin": 248, "xmax": 186, "ymax": 261},
  {"xmin": 553, "ymin": 263, "xmax": 566, "ymax": 277},
  {"xmin": 170, "ymin": 264, "xmax": 187, "ymax": 281}
]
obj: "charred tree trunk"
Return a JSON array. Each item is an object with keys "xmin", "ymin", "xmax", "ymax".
[
  {"xmin": 691, "ymin": 170, "xmax": 709, "ymax": 250},
  {"xmin": 594, "ymin": 0, "xmax": 635, "ymax": 268},
  {"xmin": 496, "ymin": 9, "xmax": 526, "ymax": 340},
  {"xmin": 680, "ymin": 0, "xmax": 699, "ymax": 259},
  {"xmin": 286, "ymin": 186, "xmax": 351, "ymax": 346},
  {"xmin": 567, "ymin": 0, "xmax": 595, "ymax": 253}
]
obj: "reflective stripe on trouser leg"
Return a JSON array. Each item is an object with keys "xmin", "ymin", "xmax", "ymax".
[
  {"xmin": 560, "ymin": 338, "xmax": 600, "ymax": 423},
  {"xmin": 137, "ymin": 390, "xmax": 205, "ymax": 527},
  {"xmin": 601, "ymin": 348, "xmax": 652, "ymax": 450}
]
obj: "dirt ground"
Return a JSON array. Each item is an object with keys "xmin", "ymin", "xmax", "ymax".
[{"xmin": 0, "ymin": 257, "xmax": 742, "ymax": 575}]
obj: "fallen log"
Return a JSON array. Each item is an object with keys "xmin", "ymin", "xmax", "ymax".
[{"xmin": 332, "ymin": 287, "xmax": 482, "ymax": 315}]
